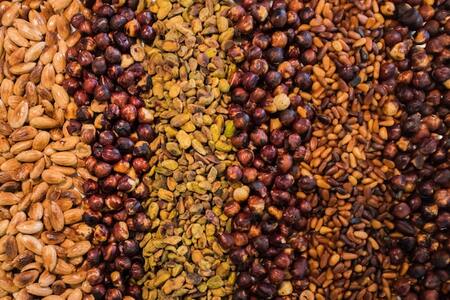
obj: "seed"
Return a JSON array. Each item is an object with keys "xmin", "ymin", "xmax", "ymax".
[
  {"xmin": 16, "ymin": 220, "xmax": 43, "ymax": 234},
  {"xmin": 26, "ymin": 284, "xmax": 52, "ymax": 297},
  {"xmin": 50, "ymin": 152, "xmax": 78, "ymax": 167},
  {"xmin": 42, "ymin": 245, "xmax": 57, "ymax": 272},
  {"xmin": 9, "ymin": 62, "xmax": 36, "ymax": 75},
  {"xmin": 15, "ymin": 150, "xmax": 43, "ymax": 162}
]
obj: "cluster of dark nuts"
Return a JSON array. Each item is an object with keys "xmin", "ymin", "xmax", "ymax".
[
  {"xmin": 382, "ymin": 1, "xmax": 449, "ymax": 299},
  {"xmin": 218, "ymin": 1, "xmax": 318, "ymax": 299},
  {"xmin": 63, "ymin": 1, "xmax": 155, "ymax": 300}
]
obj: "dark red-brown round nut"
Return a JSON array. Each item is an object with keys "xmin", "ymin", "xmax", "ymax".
[
  {"xmin": 92, "ymin": 284, "xmax": 106, "ymax": 300},
  {"xmin": 105, "ymin": 288, "xmax": 122, "ymax": 300},
  {"xmin": 218, "ymin": 232, "xmax": 234, "ymax": 250},
  {"xmin": 130, "ymin": 262, "xmax": 145, "ymax": 280},
  {"xmin": 86, "ymin": 267, "xmax": 103, "ymax": 285},
  {"xmin": 88, "ymin": 195, "xmax": 104, "ymax": 211},
  {"xmin": 224, "ymin": 201, "xmax": 240, "ymax": 217},
  {"xmin": 112, "ymin": 222, "xmax": 129, "ymax": 242},
  {"xmin": 105, "ymin": 195, "xmax": 122, "ymax": 211},
  {"xmin": 93, "ymin": 223, "xmax": 109, "ymax": 243},
  {"xmin": 226, "ymin": 165, "xmax": 243, "ymax": 182}
]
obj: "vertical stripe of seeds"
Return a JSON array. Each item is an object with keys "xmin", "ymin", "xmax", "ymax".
[
  {"xmin": 63, "ymin": 2, "xmax": 156, "ymax": 300},
  {"xmin": 0, "ymin": 0, "xmax": 91, "ymax": 299},
  {"xmin": 381, "ymin": 2, "xmax": 449, "ymax": 299},
  {"xmin": 139, "ymin": 1, "xmax": 236, "ymax": 299},
  {"xmin": 221, "ymin": 0, "xmax": 402, "ymax": 299}
]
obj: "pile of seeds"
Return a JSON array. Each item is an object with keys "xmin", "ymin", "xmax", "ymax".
[
  {"xmin": 139, "ymin": 0, "xmax": 237, "ymax": 299},
  {"xmin": 382, "ymin": 1, "xmax": 449, "ymax": 299},
  {"xmin": 221, "ymin": 0, "xmax": 418, "ymax": 299},
  {"xmin": 0, "ymin": 0, "xmax": 448, "ymax": 299},
  {"xmin": 0, "ymin": 0, "xmax": 91, "ymax": 298},
  {"xmin": 64, "ymin": 1, "xmax": 155, "ymax": 299}
]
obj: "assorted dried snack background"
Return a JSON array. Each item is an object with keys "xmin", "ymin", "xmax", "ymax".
[{"xmin": 0, "ymin": 0, "xmax": 448, "ymax": 300}]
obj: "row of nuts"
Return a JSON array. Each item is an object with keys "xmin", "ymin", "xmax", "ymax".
[
  {"xmin": 0, "ymin": 0, "xmax": 93, "ymax": 299},
  {"xmin": 384, "ymin": 2, "xmax": 449, "ymax": 299},
  {"xmin": 64, "ymin": 1, "xmax": 155, "ymax": 299}
]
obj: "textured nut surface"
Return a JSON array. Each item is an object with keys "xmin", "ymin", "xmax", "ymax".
[{"xmin": 0, "ymin": 0, "xmax": 90, "ymax": 298}]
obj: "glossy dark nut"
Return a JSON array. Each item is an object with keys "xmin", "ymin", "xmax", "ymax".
[
  {"xmin": 237, "ymin": 149, "xmax": 254, "ymax": 166},
  {"xmin": 94, "ymin": 162, "xmax": 112, "ymax": 178},
  {"xmin": 256, "ymin": 282, "xmax": 276, "ymax": 298},
  {"xmin": 226, "ymin": 166, "xmax": 243, "ymax": 182},
  {"xmin": 62, "ymin": 78, "xmax": 79, "ymax": 95},
  {"xmin": 111, "ymin": 91, "xmax": 129, "ymax": 108},
  {"xmin": 94, "ymin": 33, "xmax": 111, "ymax": 50},
  {"xmin": 92, "ymin": 284, "xmax": 106, "ymax": 300},
  {"xmin": 112, "ymin": 222, "xmax": 129, "ymax": 242},
  {"xmin": 218, "ymin": 232, "xmax": 234, "ymax": 250},
  {"xmin": 71, "ymin": 13, "xmax": 85, "ymax": 28},
  {"xmin": 83, "ymin": 179, "xmax": 98, "ymax": 195},
  {"xmin": 134, "ymin": 212, "xmax": 151, "ymax": 232},
  {"xmin": 113, "ymin": 32, "xmax": 131, "ymax": 52},
  {"xmin": 136, "ymin": 11, "xmax": 153, "ymax": 25},
  {"xmin": 105, "ymin": 288, "xmax": 122, "ymax": 300},
  {"xmin": 398, "ymin": 4, "xmax": 424, "ymax": 29},
  {"xmin": 77, "ymin": 50, "xmax": 94, "ymax": 67},
  {"xmin": 296, "ymin": 31, "xmax": 312, "ymax": 49},
  {"xmin": 233, "ymin": 112, "xmax": 250, "ymax": 130},
  {"xmin": 114, "ymin": 256, "xmax": 131, "ymax": 272},
  {"xmin": 117, "ymin": 70, "xmax": 135, "ymax": 88},
  {"xmin": 265, "ymin": 47, "xmax": 284, "ymax": 65},
  {"xmin": 86, "ymin": 247, "xmax": 102, "ymax": 266},
  {"xmin": 91, "ymin": 57, "xmax": 107, "ymax": 75},
  {"xmin": 268, "ymin": 268, "xmax": 284, "ymax": 284},
  {"xmin": 78, "ymin": 20, "xmax": 93, "ymax": 35},
  {"xmin": 66, "ymin": 62, "xmax": 82, "ymax": 78},
  {"xmin": 87, "ymin": 267, "xmax": 104, "ymax": 285},
  {"xmin": 92, "ymin": 223, "xmax": 108, "ymax": 242},
  {"xmin": 252, "ymin": 235, "xmax": 269, "ymax": 252},
  {"xmin": 224, "ymin": 201, "xmax": 240, "ymax": 217},
  {"xmin": 88, "ymin": 195, "xmax": 104, "ymax": 211},
  {"xmin": 117, "ymin": 175, "xmax": 135, "ymax": 192},
  {"xmin": 101, "ymin": 145, "xmax": 121, "ymax": 163},
  {"xmin": 66, "ymin": 120, "xmax": 82, "ymax": 135},
  {"xmin": 105, "ymin": 194, "xmax": 122, "ymax": 211},
  {"xmin": 231, "ymin": 87, "xmax": 249, "ymax": 104},
  {"xmin": 113, "ymin": 120, "xmax": 132, "ymax": 137},
  {"xmin": 116, "ymin": 137, "xmax": 134, "ymax": 153},
  {"xmin": 270, "ymin": 8, "xmax": 287, "ymax": 28},
  {"xmin": 228, "ymin": 5, "xmax": 246, "ymax": 22},
  {"xmin": 121, "ymin": 239, "xmax": 140, "ymax": 256},
  {"xmin": 101, "ymin": 244, "xmax": 116, "ymax": 264},
  {"xmin": 83, "ymin": 77, "xmax": 98, "ymax": 94},
  {"xmin": 92, "ymin": 17, "xmax": 109, "ymax": 33},
  {"xmin": 98, "ymin": 131, "xmax": 115, "ymax": 146},
  {"xmin": 339, "ymin": 65, "xmax": 357, "ymax": 82},
  {"xmin": 291, "ymin": 257, "xmax": 308, "ymax": 278},
  {"xmin": 132, "ymin": 141, "xmax": 151, "ymax": 158},
  {"xmin": 137, "ymin": 124, "xmax": 154, "ymax": 141},
  {"xmin": 265, "ymin": 70, "xmax": 282, "ymax": 87},
  {"xmin": 110, "ymin": 14, "xmax": 127, "ymax": 31},
  {"xmin": 250, "ymin": 129, "xmax": 268, "ymax": 147},
  {"xmin": 236, "ymin": 15, "xmax": 254, "ymax": 34},
  {"xmin": 130, "ymin": 262, "xmax": 145, "ymax": 280},
  {"xmin": 236, "ymin": 272, "xmax": 253, "ymax": 288},
  {"xmin": 233, "ymin": 212, "xmax": 251, "ymax": 231},
  {"xmin": 260, "ymin": 145, "xmax": 276, "ymax": 162},
  {"xmin": 392, "ymin": 202, "xmax": 411, "ymax": 219},
  {"xmin": 140, "ymin": 24, "xmax": 156, "ymax": 42},
  {"xmin": 104, "ymin": 46, "xmax": 122, "ymax": 64}
]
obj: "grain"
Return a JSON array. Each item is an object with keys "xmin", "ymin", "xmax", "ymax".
[{"xmin": 0, "ymin": 1, "xmax": 91, "ymax": 298}]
